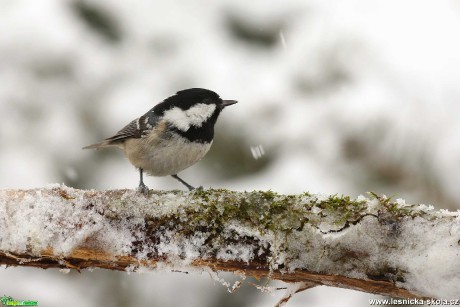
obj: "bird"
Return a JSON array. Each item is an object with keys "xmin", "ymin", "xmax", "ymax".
[{"xmin": 83, "ymin": 88, "xmax": 237, "ymax": 194}]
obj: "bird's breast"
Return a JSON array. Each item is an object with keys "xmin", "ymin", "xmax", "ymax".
[{"xmin": 124, "ymin": 131, "xmax": 212, "ymax": 177}]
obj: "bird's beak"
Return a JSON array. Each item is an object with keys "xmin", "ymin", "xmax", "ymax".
[{"xmin": 221, "ymin": 100, "xmax": 238, "ymax": 108}]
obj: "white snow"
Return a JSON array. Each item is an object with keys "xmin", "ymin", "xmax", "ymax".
[
  {"xmin": 279, "ymin": 31, "xmax": 287, "ymax": 51},
  {"xmin": 250, "ymin": 145, "xmax": 265, "ymax": 160},
  {"xmin": 204, "ymin": 268, "xmax": 246, "ymax": 293}
]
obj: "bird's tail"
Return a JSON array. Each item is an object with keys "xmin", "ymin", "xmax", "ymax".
[{"xmin": 82, "ymin": 141, "xmax": 115, "ymax": 150}]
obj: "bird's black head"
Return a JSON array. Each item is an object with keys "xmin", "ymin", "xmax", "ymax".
[
  {"xmin": 155, "ymin": 88, "xmax": 236, "ymax": 112},
  {"xmin": 154, "ymin": 88, "xmax": 237, "ymax": 143}
]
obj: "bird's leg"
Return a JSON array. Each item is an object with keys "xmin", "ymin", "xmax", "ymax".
[
  {"xmin": 171, "ymin": 174, "xmax": 197, "ymax": 191},
  {"xmin": 138, "ymin": 168, "xmax": 149, "ymax": 194}
]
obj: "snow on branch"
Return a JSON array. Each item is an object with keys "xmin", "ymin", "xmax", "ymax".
[{"xmin": 0, "ymin": 185, "xmax": 459, "ymax": 300}]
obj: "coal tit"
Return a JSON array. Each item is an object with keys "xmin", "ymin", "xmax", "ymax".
[{"xmin": 83, "ymin": 88, "xmax": 237, "ymax": 194}]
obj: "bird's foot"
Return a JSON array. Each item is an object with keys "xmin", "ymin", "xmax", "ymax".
[{"xmin": 138, "ymin": 183, "xmax": 149, "ymax": 195}]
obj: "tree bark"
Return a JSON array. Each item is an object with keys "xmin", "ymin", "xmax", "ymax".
[{"xmin": 0, "ymin": 186, "xmax": 459, "ymax": 300}]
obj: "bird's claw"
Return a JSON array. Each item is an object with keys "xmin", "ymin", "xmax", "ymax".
[{"xmin": 138, "ymin": 183, "xmax": 149, "ymax": 195}]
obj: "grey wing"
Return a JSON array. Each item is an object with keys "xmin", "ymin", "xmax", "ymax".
[
  {"xmin": 106, "ymin": 111, "xmax": 160, "ymax": 144},
  {"xmin": 105, "ymin": 118, "xmax": 143, "ymax": 143},
  {"xmin": 83, "ymin": 110, "xmax": 160, "ymax": 150}
]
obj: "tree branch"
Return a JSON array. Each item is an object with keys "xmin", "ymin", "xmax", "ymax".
[{"xmin": 0, "ymin": 186, "xmax": 459, "ymax": 300}]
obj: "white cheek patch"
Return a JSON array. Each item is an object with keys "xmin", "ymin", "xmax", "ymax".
[{"xmin": 164, "ymin": 103, "xmax": 216, "ymax": 131}]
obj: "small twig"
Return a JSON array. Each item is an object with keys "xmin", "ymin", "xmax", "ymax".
[{"xmin": 274, "ymin": 282, "xmax": 317, "ymax": 307}]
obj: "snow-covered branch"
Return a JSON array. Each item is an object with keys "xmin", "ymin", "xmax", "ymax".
[{"xmin": 0, "ymin": 185, "xmax": 459, "ymax": 300}]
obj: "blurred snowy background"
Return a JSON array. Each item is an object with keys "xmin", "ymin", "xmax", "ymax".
[{"xmin": 1, "ymin": 0, "xmax": 460, "ymax": 306}]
